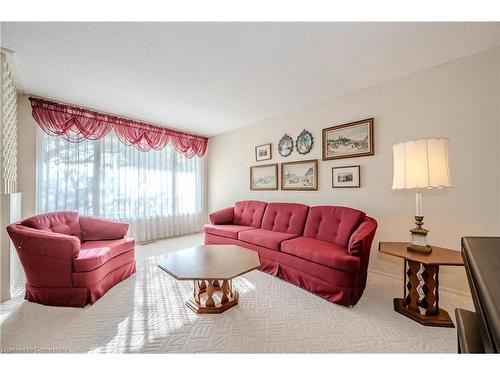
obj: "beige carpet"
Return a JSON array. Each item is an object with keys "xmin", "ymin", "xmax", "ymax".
[{"xmin": 0, "ymin": 233, "xmax": 473, "ymax": 353}]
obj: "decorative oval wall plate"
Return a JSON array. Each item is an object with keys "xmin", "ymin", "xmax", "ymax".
[
  {"xmin": 296, "ymin": 130, "xmax": 313, "ymax": 155},
  {"xmin": 278, "ymin": 134, "xmax": 294, "ymax": 157}
]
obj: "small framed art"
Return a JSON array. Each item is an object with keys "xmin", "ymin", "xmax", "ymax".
[
  {"xmin": 332, "ymin": 165, "xmax": 360, "ymax": 188},
  {"xmin": 250, "ymin": 163, "xmax": 278, "ymax": 190},
  {"xmin": 278, "ymin": 134, "xmax": 294, "ymax": 157},
  {"xmin": 295, "ymin": 130, "xmax": 313, "ymax": 155},
  {"xmin": 281, "ymin": 159, "xmax": 318, "ymax": 191},
  {"xmin": 255, "ymin": 143, "xmax": 272, "ymax": 161}
]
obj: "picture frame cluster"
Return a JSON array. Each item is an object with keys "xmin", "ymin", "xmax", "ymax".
[
  {"xmin": 250, "ymin": 160, "xmax": 318, "ymax": 191},
  {"xmin": 250, "ymin": 118, "xmax": 373, "ymax": 190}
]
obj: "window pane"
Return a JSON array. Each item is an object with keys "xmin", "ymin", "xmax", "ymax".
[{"xmin": 36, "ymin": 129, "xmax": 203, "ymax": 241}]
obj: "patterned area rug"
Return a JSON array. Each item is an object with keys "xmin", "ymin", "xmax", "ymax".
[{"xmin": 0, "ymin": 233, "xmax": 472, "ymax": 353}]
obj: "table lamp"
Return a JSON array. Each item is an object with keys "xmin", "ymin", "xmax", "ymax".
[{"xmin": 392, "ymin": 138, "xmax": 453, "ymax": 254}]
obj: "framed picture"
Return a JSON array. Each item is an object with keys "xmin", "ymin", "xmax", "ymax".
[
  {"xmin": 250, "ymin": 163, "xmax": 278, "ymax": 190},
  {"xmin": 255, "ymin": 143, "xmax": 272, "ymax": 161},
  {"xmin": 281, "ymin": 159, "xmax": 318, "ymax": 191},
  {"xmin": 295, "ymin": 130, "xmax": 313, "ymax": 155},
  {"xmin": 322, "ymin": 118, "xmax": 374, "ymax": 160},
  {"xmin": 332, "ymin": 165, "xmax": 360, "ymax": 188},
  {"xmin": 278, "ymin": 134, "xmax": 294, "ymax": 157}
]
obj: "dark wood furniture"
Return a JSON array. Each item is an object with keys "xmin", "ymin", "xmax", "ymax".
[
  {"xmin": 158, "ymin": 245, "xmax": 260, "ymax": 314},
  {"xmin": 456, "ymin": 237, "xmax": 499, "ymax": 353},
  {"xmin": 379, "ymin": 242, "xmax": 464, "ymax": 327}
]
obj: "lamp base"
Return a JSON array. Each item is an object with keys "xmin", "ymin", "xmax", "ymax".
[
  {"xmin": 407, "ymin": 215, "xmax": 432, "ymax": 254},
  {"xmin": 407, "ymin": 243, "xmax": 433, "ymax": 254}
]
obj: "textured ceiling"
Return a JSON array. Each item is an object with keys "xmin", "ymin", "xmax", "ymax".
[{"xmin": 2, "ymin": 22, "xmax": 499, "ymax": 136}]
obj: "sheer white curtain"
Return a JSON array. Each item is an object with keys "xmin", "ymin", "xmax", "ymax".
[{"xmin": 36, "ymin": 128, "xmax": 204, "ymax": 242}]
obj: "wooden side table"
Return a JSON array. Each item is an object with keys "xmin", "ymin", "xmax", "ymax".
[{"xmin": 379, "ymin": 242, "xmax": 464, "ymax": 328}]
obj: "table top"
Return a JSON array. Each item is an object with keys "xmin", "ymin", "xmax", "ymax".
[
  {"xmin": 462, "ymin": 237, "xmax": 500, "ymax": 351},
  {"xmin": 158, "ymin": 245, "xmax": 261, "ymax": 280},
  {"xmin": 378, "ymin": 242, "xmax": 464, "ymax": 266}
]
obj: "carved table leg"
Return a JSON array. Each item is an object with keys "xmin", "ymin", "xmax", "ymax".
[
  {"xmin": 421, "ymin": 264, "xmax": 438, "ymax": 316},
  {"xmin": 205, "ymin": 280, "xmax": 216, "ymax": 308},
  {"xmin": 194, "ymin": 281, "xmax": 200, "ymax": 304},
  {"xmin": 394, "ymin": 261, "xmax": 454, "ymax": 327},
  {"xmin": 186, "ymin": 278, "xmax": 239, "ymax": 314},
  {"xmin": 405, "ymin": 260, "xmax": 421, "ymax": 312},
  {"xmin": 221, "ymin": 280, "xmax": 230, "ymax": 304}
]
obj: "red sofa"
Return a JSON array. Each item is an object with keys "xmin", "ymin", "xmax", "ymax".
[
  {"xmin": 204, "ymin": 201, "xmax": 377, "ymax": 306},
  {"xmin": 6, "ymin": 211, "xmax": 136, "ymax": 307}
]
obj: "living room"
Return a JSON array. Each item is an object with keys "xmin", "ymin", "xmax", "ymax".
[{"xmin": 1, "ymin": 1, "xmax": 499, "ymax": 373}]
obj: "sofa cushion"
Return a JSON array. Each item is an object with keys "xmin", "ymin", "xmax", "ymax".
[
  {"xmin": 203, "ymin": 224, "xmax": 256, "ymax": 239},
  {"xmin": 73, "ymin": 250, "xmax": 135, "ymax": 287},
  {"xmin": 208, "ymin": 207, "xmax": 234, "ymax": 225},
  {"xmin": 79, "ymin": 216, "xmax": 129, "ymax": 241},
  {"xmin": 238, "ymin": 228, "xmax": 298, "ymax": 251},
  {"xmin": 260, "ymin": 203, "xmax": 309, "ymax": 235},
  {"xmin": 233, "ymin": 200, "xmax": 267, "ymax": 227},
  {"xmin": 74, "ymin": 238, "xmax": 135, "ymax": 272},
  {"xmin": 22, "ymin": 211, "xmax": 81, "ymax": 240},
  {"xmin": 281, "ymin": 237, "xmax": 360, "ymax": 273},
  {"xmin": 303, "ymin": 206, "xmax": 366, "ymax": 247}
]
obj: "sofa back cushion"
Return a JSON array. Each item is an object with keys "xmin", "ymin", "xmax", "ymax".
[
  {"xmin": 79, "ymin": 216, "xmax": 129, "ymax": 241},
  {"xmin": 261, "ymin": 203, "xmax": 309, "ymax": 235},
  {"xmin": 303, "ymin": 206, "xmax": 365, "ymax": 247},
  {"xmin": 233, "ymin": 200, "xmax": 267, "ymax": 227},
  {"xmin": 21, "ymin": 211, "xmax": 81, "ymax": 240}
]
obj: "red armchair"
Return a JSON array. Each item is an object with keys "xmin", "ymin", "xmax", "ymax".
[{"xmin": 6, "ymin": 211, "xmax": 136, "ymax": 307}]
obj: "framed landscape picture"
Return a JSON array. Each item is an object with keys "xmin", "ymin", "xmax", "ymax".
[
  {"xmin": 255, "ymin": 143, "xmax": 272, "ymax": 161},
  {"xmin": 322, "ymin": 118, "xmax": 374, "ymax": 160},
  {"xmin": 332, "ymin": 165, "xmax": 360, "ymax": 188},
  {"xmin": 250, "ymin": 163, "xmax": 278, "ymax": 190},
  {"xmin": 281, "ymin": 159, "xmax": 318, "ymax": 191}
]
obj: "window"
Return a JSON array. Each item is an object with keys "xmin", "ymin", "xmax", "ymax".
[{"xmin": 36, "ymin": 129, "xmax": 203, "ymax": 241}]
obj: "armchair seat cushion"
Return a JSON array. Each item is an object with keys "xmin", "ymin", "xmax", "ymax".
[
  {"xmin": 281, "ymin": 237, "xmax": 360, "ymax": 273},
  {"xmin": 74, "ymin": 238, "xmax": 135, "ymax": 272},
  {"xmin": 203, "ymin": 224, "xmax": 256, "ymax": 239},
  {"xmin": 238, "ymin": 228, "xmax": 298, "ymax": 251}
]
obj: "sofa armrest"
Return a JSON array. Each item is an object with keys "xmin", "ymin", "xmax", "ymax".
[
  {"xmin": 348, "ymin": 216, "xmax": 378, "ymax": 257},
  {"xmin": 208, "ymin": 207, "xmax": 234, "ymax": 225},
  {"xmin": 7, "ymin": 223, "xmax": 81, "ymax": 259},
  {"xmin": 79, "ymin": 216, "xmax": 129, "ymax": 241}
]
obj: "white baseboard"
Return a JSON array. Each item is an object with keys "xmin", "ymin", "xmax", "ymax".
[{"xmin": 368, "ymin": 268, "xmax": 472, "ymax": 299}]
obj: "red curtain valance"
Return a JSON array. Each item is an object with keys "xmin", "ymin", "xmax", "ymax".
[{"xmin": 29, "ymin": 97, "xmax": 208, "ymax": 158}]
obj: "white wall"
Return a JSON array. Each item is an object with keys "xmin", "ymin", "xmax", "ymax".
[{"xmin": 207, "ymin": 48, "xmax": 500, "ymax": 295}]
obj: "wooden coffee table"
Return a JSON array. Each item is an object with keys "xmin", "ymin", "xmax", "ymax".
[
  {"xmin": 379, "ymin": 242, "xmax": 464, "ymax": 327},
  {"xmin": 158, "ymin": 245, "xmax": 260, "ymax": 314}
]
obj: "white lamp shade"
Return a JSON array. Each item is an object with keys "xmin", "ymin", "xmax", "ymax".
[{"xmin": 392, "ymin": 138, "xmax": 453, "ymax": 189}]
